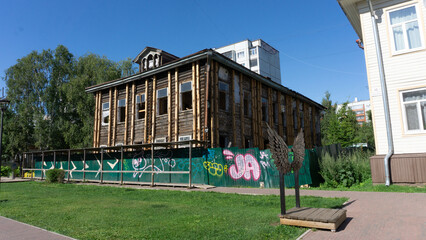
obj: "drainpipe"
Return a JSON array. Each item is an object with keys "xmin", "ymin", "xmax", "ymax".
[{"xmin": 367, "ymin": 0, "xmax": 393, "ymax": 186}]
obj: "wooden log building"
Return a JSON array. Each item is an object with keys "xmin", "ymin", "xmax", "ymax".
[{"xmin": 86, "ymin": 47, "xmax": 324, "ymax": 149}]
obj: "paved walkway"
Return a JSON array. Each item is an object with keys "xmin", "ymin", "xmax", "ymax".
[
  {"xmin": 0, "ymin": 216, "xmax": 75, "ymax": 240},
  {"xmin": 1, "ymin": 181, "xmax": 425, "ymax": 239}
]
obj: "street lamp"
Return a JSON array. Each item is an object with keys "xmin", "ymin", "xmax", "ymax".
[{"xmin": 0, "ymin": 98, "xmax": 10, "ymax": 202}]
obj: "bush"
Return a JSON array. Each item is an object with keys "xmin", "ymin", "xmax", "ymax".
[
  {"xmin": 46, "ymin": 169, "xmax": 65, "ymax": 183},
  {"xmin": 319, "ymin": 150, "xmax": 372, "ymax": 188},
  {"xmin": 1, "ymin": 166, "xmax": 11, "ymax": 177}
]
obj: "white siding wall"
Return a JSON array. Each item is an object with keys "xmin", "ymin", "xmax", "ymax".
[{"xmin": 359, "ymin": 0, "xmax": 426, "ymax": 155}]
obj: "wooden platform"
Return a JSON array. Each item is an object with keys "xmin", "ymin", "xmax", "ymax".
[{"xmin": 280, "ymin": 207, "xmax": 346, "ymax": 232}]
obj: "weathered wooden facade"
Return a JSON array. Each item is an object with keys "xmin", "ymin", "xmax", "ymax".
[{"xmin": 86, "ymin": 47, "xmax": 324, "ymax": 149}]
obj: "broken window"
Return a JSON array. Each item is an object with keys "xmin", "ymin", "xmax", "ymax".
[
  {"xmin": 180, "ymin": 82, "xmax": 192, "ymax": 111},
  {"xmin": 178, "ymin": 135, "xmax": 192, "ymax": 148},
  {"xmin": 244, "ymin": 92, "xmax": 252, "ymax": 117},
  {"xmin": 218, "ymin": 82, "xmax": 229, "ymax": 111},
  {"xmin": 102, "ymin": 102, "xmax": 109, "ymax": 126},
  {"xmin": 157, "ymin": 87, "xmax": 168, "ymax": 115},
  {"xmin": 262, "ymin": 97, "xmax": 268, "ymax": 122},
  {"xmin": 117, "ymin": 99, "xmax": 126, "ymax": 123},
  {"xmin": 136, "ymin": 94, "xmax": 145, "ymax": 119}
]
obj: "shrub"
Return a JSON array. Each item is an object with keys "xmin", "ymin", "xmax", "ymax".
[
  {"xmin": 1, "ymin": 166, "xmax": 12, "ymax": 177},
  {"xmin": 319, "ymin": 150, "xmax": 372, "ymax": 188},
  {"xmin": 46, "ymin": 169, "xmax": 65, "ymax": 183}
]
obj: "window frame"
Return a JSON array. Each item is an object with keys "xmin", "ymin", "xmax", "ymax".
[
  {"xmin": 136, "ymin": 94, "xmax": 146, "ymax": 120},
  {"xmin": 102, "ymin": 102, "xmax": 110, "ymax": 126},
  {"xmin": 400, "ymin": 87, "xmax": 426, "ymax": 134},
  {"xmin": 157, "ymin": 87, "xmax": 168, "ymax": 116},
  {"xmin": 387, "ymin": 4, "xmax": 425, "ymax": 55},
  {"xmin": 180, "ymin": 81, "xmax": 192, "ymax": 111},
  {"xmin": 218, "ymin": 81, "xmax": 229, "ymax": 112},
  {"xmin": 178, "ymin": 135, "xmax": 192, "ymax": 148},
  {"xmin": 117, "ymin": 99, "xmax": 126, "ymax": 123}
]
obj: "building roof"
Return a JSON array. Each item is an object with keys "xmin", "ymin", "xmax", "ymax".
[
  {"xmin": 86, "ymin": 49, "xmax": 324, "ymax": 110},
  {"xmin": 337, "ymin": 0, "xmax": 363, "ymax": 39},
  {"xmin": 132, "ymin": 46, "xmax": 179, "ymax": 64}
]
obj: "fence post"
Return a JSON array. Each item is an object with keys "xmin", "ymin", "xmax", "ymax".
[
  {"xmin": 83, "ymin": 149, "xmax": 86, "ymax": 182},
  {"xmin": 67, "ymin": 150, "xmax": 71, "ymax": 182},
  {"xmin": 120, "ymin": 146, "xmax": 124, "ymax": 185},
  {"xmin": 53, "ymin": 151, "xmax": 56, "ymax": 169},
  {"xmin": 151, "ymin": 143, "xmax": 154, "ymax": 187},
  {"xmin": 100, "ymin": 148, "xmax": 104, "ymax": 184},
  {"xmin": 188, "ymin": 141, "xmax": 192, "ymax": 188},
  {"xmin": 41, "ymin": 152, "xmax": 44, "ymax": 180},
  {"xmin": 31, "ymin": 153, "xmax": 34, "ymax": 180}
]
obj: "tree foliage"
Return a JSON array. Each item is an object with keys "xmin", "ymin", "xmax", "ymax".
[
  {"xmin": 320, "ymin": 91, "xmax": 374, "ymax": 148},
  {"xmin": 3, "ymin": 45, "xmax": 136, "ymax": 159}
]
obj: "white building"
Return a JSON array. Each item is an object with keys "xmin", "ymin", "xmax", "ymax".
[
  {"xmin": 338, "ymin": 0, "xmax": 426, "ymax": 184},
  {"xmin": 214, "ymin": 39, "xmax": 282, "ymax": 84},
  {"xmin": 337, "ymin": 98, "xmax": 371, "ymax": 124}
]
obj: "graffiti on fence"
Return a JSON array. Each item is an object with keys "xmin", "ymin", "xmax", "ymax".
[
  {"xmin": 203, "ymin": 161, "xmax": 227, "ymax": 177},
  {"xmin": 225, "ymin": 150, "xmax": 261, "ymax": 181}
]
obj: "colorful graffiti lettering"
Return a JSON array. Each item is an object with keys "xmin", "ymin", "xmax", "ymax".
[
  {"xmin": 225, "ymin": 150, "xmax": 261, "ymax": 181},
  {"xmin": 131, "ymin": 157, "xmax": 176, "ymax": 178},
  {"xmin": 203, "ymin": 161, "xmax": 227, "ymax": 177}
]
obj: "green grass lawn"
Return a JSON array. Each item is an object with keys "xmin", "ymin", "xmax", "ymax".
[
  {"xmin": 309, "ymin": 178, "xmax": 426, "ymax": 193},
  {"xmin": 0, "ymin": 182, "xmax": 347, "ymax": 240}
]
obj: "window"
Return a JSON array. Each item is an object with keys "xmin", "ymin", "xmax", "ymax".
[
  {"xmin": 262, "ymin": 97, "xmax": 268, "ymax": 122},
  {"xmin": 237, "ymin": 51, "xmax": 245, "ymax": 59},
  {"xmin": 148, "ymin": 60, "xmax": 154, "ymax": 69},
  {"xmin": 102, "ymin": 102, "xmax": 109, "ymax": 126},
  {"xmin": 157, "ymin": 88, "xmax": 168, "ymax": 115},
  {"xmin": 401, "ymin": 88, "xmax": 426, "ymax": 132},
  {"xmin": 180, "ymin": 82, "xmax": 192, "ymax": 111},
  {"xmin": 250, "ymin": 48, "xmax": 257, "ymax": 56},
  {"xmin": 222, "ymin": 51, "xmax": 234, "ymax": 60},
  {"xmin": 218, "ymin": 82, "xmax": 229, "ymax": 111},
  {"xmin": 244, "ymin": 92, "xmax": 252, "ymax": 117},
  {"xmin": 250, "ymin": 59, "xmax": 258, "ymax": 67},
  {"xmin": 178, "ymin": 135, "xmax": 192, "ymax": 148},
  {"xmin": 219, "ymin": 134, "xmax": 229, "ymax": 148},
  {"xmin": 234, "ymin": 75, "xmax": 240, "ymax": 103},
  {"xmin": 388, "ymin": 5, "xmax": 424, "ymax": 53},
  {"xmin": 273, "ymin": 102, "xmax": 278, "ymax": 124},
  {"xmin": 117, "ymin": 99, "xmax": 126, "ymax": 123},
  {"xmin": 136, "ymin": 94, "xmax": 145, "ymax": 119}
]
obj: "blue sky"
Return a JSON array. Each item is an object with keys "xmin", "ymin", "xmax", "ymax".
[{"xmin": 0, "ymin": 0, "xmax": 368, "ymax": 104}]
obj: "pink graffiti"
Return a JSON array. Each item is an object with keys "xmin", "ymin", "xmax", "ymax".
[
  {"xmin": 228, "ymin": 153, "xmax": 261, "ymax": 181},
  {"xmin": 223, "ymin": 150, "xmax": 234, "ymax": 160}
]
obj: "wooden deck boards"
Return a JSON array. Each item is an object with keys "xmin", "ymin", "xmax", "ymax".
[{"xmin": 280, "ymin": 207, "xmax": 346, "ymax": 231}]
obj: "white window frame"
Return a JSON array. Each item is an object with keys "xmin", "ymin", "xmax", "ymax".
[
  {"xmin": 387, "ymin": 4, "xmax": 425, "ymax": 55},
  {"xmin": 136, "ymin": 94, "xmax": 146, "ymax": 120},
  {"xmin": 237, "ymin": 51, "xmax": 245, "ymax": 59},
  {"xmin": 180, "ymin": 81, "xmax": 192, "ymax": 111},
  {"xmin": 178, "ymin": 135, "xmax": 192, "ymax": 148},
  {"xmin": 102, "ymin": 102, "xmax": 109, "ymax": 126},
  {"xmin": 400, "ymin": 87, "xmax": 426, "ymax": 134},
  {"xmin": 250, "ymin": 48, "xmax": 257, "ymax": 56}
]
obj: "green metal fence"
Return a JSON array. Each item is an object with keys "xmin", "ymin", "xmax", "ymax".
[{"xmin": 23, "ymin": 141, "xmax": 313, "ymax": 188}]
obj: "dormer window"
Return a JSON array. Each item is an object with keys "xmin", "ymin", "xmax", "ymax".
[{"xmin": 148, "ymin": 59, "xmax": 154, "ymax": 69}]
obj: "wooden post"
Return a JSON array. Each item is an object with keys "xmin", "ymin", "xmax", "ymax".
[
  {"xmin": 196, "ymin": 61, "xmax": 201, "ymax": 142},
  {"xmin": 151, "ymin": 143, "xmax": 154, "ymax": 187},
  {"xmin": 258, "ymin": 82, "xmax": 263, "ymax": 149},
  {"xmin": 144, "ymin": 79, "xmax": 148, "ymax": 143},
  {"xmin": 124, "ymin": 84, "xmax": 129, "ymax": 145},
  {"xmin": 97, "ymin": 92, "xmax": 101, "ymax": 147},
  {"xmin": 239, "ymin": 73, "xmax": 244, "ymax": 148},
  {"xmin": 286, "ymin": 96, "xmax": 294, "ymax": 144},
  {"xmin": 120, "ymin": 146, "xmax": 124, "ymax": 185},
  {"xmin": 295, "ymin": 170, "xmax": 300, "ymax": 208},
  {"xmin": 151, "ymin": 76, "xmax": 157, "ymax": 142},
  {"xmin": 93, "ymin": 93, "xmax": 99, "ymax": 147},
  {"xmin": 168, "ymin": 71, "xmax": 172, "ymax": 142},
  {"xmin": 231, "ymin": 70, "xmax": 236, "ymax": 146},
  {"xmin": 214, "ymin": 62, "xmax": 219, "ymax": 147},
  {"xmin": 304, "ymin": 103, "xmax": 310, "ymax": 148},
  {"xmin": 251, "ymin": 79, "xmax": 257, "ymax": 147},
  {"xmin": 67, "ymin": 150, "xmax": 71, "ymax": 182},
  {"xmin": 210, "ymin": 63, "xmax": 216, "ymax": 148},
  {"xmin": 175, "ymin": 68, "xmax": 179, "ymax": 142},
  {"xmin": 279, "ymin": 172, "xmax": 286, "ymax": 215},
  {"xmin": 112, "ymin": 87, "xmax": 117, "ymax": 146},
  {"xmin": 108, "ymin": 88, "xmax": 112, "ymax": 146},
  {"xmin": 83, "ymin": 149, "xmax": 86, "ymax": 182},
  {"xmin": 192, "ymin": 63, "xmax": 197, "ymax": 141},
  {"xmin": 278, "ymin": 92, "xmax": 283, "ymax": 137},
  {"xmin": 131, "ymin": 83, "xmax": 136, "ymax": 144},
  {"xmin": 296, "ymin": 99, "xmax": 300, "ymax": 139}
]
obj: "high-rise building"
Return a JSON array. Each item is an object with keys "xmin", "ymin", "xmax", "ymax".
[
  {"xmin": 214, "ymin": 39, "xmax": 281, "ymax": 84},
  {"xmin": 337, "ymin": 98, "xmax": 371, "ymax": 124}
]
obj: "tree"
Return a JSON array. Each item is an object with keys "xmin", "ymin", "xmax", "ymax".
[
  {"xmin": 3, "ymin": 46, "xmax": 136, "ymax": 158},
  {"xmin": 356, "ymin": 110, "xmax": 375, "ymax": 148},
  {"xmin": 320, "ymin": 92, "xmax": 359, "ymax": 147}
]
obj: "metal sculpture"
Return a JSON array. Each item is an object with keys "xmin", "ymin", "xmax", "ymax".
[{"xmin": 267, "ymin": 124, "xmax": 305, "ymax": 215}]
